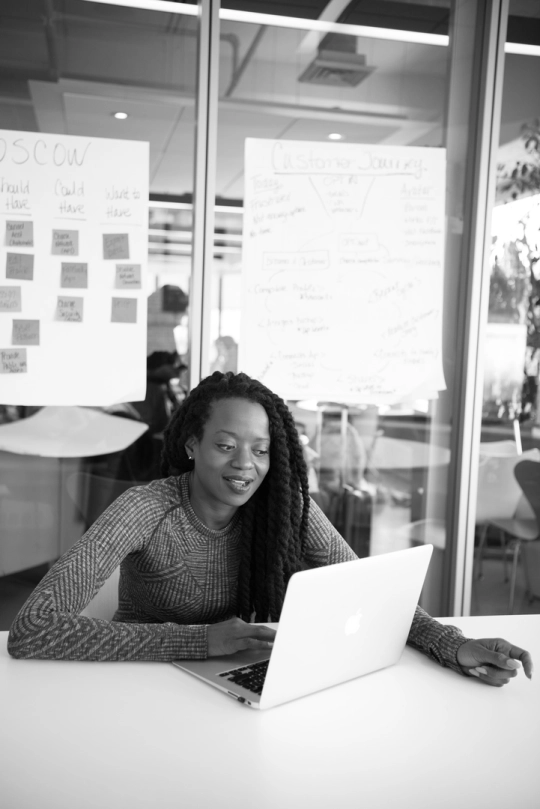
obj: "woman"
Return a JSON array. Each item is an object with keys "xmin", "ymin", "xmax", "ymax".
[{"xmin": 8, "ymin": 372, "xmax": 533, "ymax": 686}]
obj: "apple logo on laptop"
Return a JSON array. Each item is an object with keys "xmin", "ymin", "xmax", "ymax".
[{"xmin": 344, "ymin": 608, "xmax": 363, "ymax": 636}]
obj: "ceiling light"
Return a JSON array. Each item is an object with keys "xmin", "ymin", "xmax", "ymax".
[
  {"xmin": 328, "ymin": 133, "xmax": 343, "ymax": 140},
  {"xmin": 505, "ymin": 42, "xmax": 540, "ymax": 57},
  {"xmin": 113, "ymin": 112, "xmax": 128, "ymax": 120},
  {"xmin": 82, "ymin": 0, "xmax": 448, "ymax": 46}
]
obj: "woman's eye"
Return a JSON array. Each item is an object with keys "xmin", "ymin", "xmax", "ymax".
[
  {"xmin": 217, "ymin": 443, "xmax": 235, "ymax": 451},
  {"xmin": 254, "ymin": 448, "xmax": 269, "ymax": 456}
]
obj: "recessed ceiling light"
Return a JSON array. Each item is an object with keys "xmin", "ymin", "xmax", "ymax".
[
  {"xmin": 328, "ymin": 133, "xmax": 343, "ymax": 140},
  {"xmin": 113, "ymin": 112, "xmax": 128, "ymax": 120}
]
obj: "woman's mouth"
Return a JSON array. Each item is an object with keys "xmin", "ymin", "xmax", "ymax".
[{"xmin": 223, "ymin": 477, "xmax": 253, "ymax": 494}]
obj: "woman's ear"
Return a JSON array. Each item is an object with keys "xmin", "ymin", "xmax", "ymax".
[{"xmin": 184, "ymin": 441, "xmax": 195, "ymax": 461}]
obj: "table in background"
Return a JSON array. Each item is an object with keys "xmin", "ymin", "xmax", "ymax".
[{"xmin": 1, "ymin": 615, "xmax": 538, "ymax": 809}]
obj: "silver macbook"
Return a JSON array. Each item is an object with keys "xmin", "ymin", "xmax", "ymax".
[{"xmin": 172, "ymin": 544, "xmax": 433, "ymax": 710}]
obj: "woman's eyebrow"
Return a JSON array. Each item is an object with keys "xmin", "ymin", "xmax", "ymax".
[{"xmin": 213, "ymin": 429, "xmax": 270, "ymax": 441}]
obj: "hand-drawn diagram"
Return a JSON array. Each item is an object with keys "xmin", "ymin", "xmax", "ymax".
[{"xmin": 241, "ymin": 139, "xmax": 446, "ymax": 404}]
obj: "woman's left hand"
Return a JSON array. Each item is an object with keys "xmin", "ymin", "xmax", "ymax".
[{"xmin": 456, "ymin": 637, "xmax": 534, "ymax": 686}]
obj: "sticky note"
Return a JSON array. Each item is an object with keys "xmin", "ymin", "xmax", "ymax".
[
  {"xmin": 103, "ymin": 233, "xmax": 129, "ymax": 260},
  {"xmin": 6, "ymin": 221, "xmax": 33, "ymax": 247},
  {"xmin": 0, "ymin": 286, "xmax": 22, "ymax": 312},
  {"xmin": 52, "ymin": 230, "xmax": 79, "ymax": 256},
  {"xmin": 6, "ymin": 253, "xmax": 34, "ymax": 281},
  {"xmin": 111, "ymin": 297, "xmax": 137, "ymax": 323},
  {"xmin": 56, "ymin": 296, "xmax": 83, "ymax": 323},
  {"xmin": 61, "ymin": 263, "xmax": 88, "ymax": 288},
  {"xmin": 115, "ymin": 264, "xmax": 141, "ymax": 289},
  {"xmin": 12, "ymin": 319, "xmax": 40, "ymax": 346},
  {"xmin": 0, "ymin": 348, "xmax": 27, "ymax": 374}
]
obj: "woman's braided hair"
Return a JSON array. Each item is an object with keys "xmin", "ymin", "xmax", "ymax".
[{"xmin": 161, "ymin": 371, "xmax": 310, "ymax": 621}]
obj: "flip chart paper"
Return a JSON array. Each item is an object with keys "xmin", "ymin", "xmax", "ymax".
[
  {"xmin": 241, "ymin": 138, "xmax": 447, "ymax": 405},
  {"xmin": 111, "ymin": 297, "xmax": 137, "ymax": 323},
  {"xmin": 6, "ymin": 220, "xmax": 33, "ymax": 247},
  {"xmin": 0, "ymin": 129, "xmax": 149, "ymax": 405},
  {"xmin": 103, "ymin": 233, "xmax": 129, "ymax": 260},
  {"xmin": 60, "ymin": 263, "xmax": 88, "ymax": 288},
  {"xmin": 115, "ymin": 264, "xmax": 141, "ymax": 289},
  {"xmin": 12, "ymin": 319, "xmax": 40, "ymax": 346},
  {"xmin": 0, "ymin": 286, "xmax": 22, "ymax": 312},
  {"xmin": 6, "ymin": 253, "xmax": 34, "ymax": 280},
  {"xmin": 0, "ymin": 348, "xmax": 27, "ymax": 373},
  {"xmin": 52, "ymin": 229, "xmax": 79, "ymax": 256},
  {"xmin": 56, "ymin": 296, "xmax": 83, "ymax": 322}
]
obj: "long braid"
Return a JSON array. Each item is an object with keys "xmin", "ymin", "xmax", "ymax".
[{"xmin": 161, "ymin": 372, "xmax": 311, "ymax": 622}]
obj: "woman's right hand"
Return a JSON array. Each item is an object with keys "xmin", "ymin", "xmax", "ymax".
[{"xmin": 207, "ymin": 617, "xmax": 276, "ymax": 657}]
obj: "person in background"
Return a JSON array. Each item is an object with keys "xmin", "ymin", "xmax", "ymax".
[{"xmin": 7, "ymin": 372, "xmax": 533, "ymax": 687}]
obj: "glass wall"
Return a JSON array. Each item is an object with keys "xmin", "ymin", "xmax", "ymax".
[
  {"xmin": 207, "ymin": 0, "xmax": 482, "ymax": 615},
  {"xmin": 472, "ymin": 0, "xmax": 540, "ymax": 615},
  {"xmin": 1, "ymin": 0, "xmax": 534, "ymax": 626},
  {"xmin": 0, "ymin": 0, "xmax": 197, "ymax": 596}
]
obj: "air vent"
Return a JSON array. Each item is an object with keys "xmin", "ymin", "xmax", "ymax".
[
  {"xmin": 299, "ymin": 49, "xmax": 374, "ymax": 87},
  {"xmin": 298, "ymin": 34, "xmax": 374, "ymax": 88}
]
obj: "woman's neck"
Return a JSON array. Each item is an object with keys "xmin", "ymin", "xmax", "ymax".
[{"xmin": 188, "ymin": 473, "xmax": 237, "ymax": 531}]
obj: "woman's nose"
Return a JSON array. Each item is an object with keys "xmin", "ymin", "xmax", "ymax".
[{"xmin": 231, "ymin": 447, "xmax": 254, "ymax": 468}]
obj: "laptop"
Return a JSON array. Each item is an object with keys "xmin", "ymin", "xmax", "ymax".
[{"xmin": 172, "ymin": 544, "xmax": 433, "ymax": 710}]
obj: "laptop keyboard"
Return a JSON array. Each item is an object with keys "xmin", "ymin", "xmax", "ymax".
[{"xmin": 218, "ymin": 659, "xmax": 270, "ymax": 696}]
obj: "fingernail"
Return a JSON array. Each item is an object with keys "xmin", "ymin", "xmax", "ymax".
[
  {"xmin": 506, "ymin": 660, "xmax": 521, "ymax": 669},
  {"xmin": 469, "ymin": 669, "xmax": 480, "ymax": 677},
  {"xmin": 475, "ymin": 667, "xmax": 488, "ymax": 675}
]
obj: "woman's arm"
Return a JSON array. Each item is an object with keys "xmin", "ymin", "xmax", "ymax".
[
  {"xmin": 302, "ymin": 497, "xmax": 470, "ymax": 674},
  {"xmin": 7, "ymin": 486, "xmax": 207, "ymax": 662}
]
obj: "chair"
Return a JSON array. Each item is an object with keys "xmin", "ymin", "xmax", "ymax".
[
  {"xmin": 479, "ymin": 456, "xmax": 540, "ymax": 612},
  {"xmin": 475, "ymin": 448, "xmax": 540, "ymax": 588},
  {"xmin": 495, "ymin": 460, "xmax": 540, "ymax": 612},
  {"xmin": 65, "ymin": 472, "xmax": 145, "ymax": 619}
]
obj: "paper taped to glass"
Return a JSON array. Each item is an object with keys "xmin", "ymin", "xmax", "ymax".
[{"xmin": 240, "ymin": 138, "xmax": 447, "ymax": 405}]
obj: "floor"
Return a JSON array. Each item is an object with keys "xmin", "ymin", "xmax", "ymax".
[{"xmin": 1, "ymin": 503, "xmax": 539, "ymax": 632}]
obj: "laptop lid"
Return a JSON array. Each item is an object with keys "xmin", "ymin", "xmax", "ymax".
[{"xmin": 174, "ymin": 544, "xmax": 432, "ymax": 710}]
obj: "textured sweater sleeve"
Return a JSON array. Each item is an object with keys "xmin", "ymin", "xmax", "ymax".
[
  {"xmin": 7, "ymin": 487, "xmax": 208, "ymax": 662},
  {"xmin": 302, "ymin": 497, "xmax": 470, "ymax": 675}
]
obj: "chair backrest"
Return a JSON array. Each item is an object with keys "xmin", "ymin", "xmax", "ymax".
[
  {"xmin": 514, "ymin": 460, "xmax": 540, "ymax": 531},
  {"xmin": 476, "ymin": 448, "xmax": 540, "ymax": 523}
]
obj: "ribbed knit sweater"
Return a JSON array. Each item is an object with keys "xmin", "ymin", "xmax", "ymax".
[{"xmin": 7, "ymin": 474, "xmax": 469, "ymax": 672}]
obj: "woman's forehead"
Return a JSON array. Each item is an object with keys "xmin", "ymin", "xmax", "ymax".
[{"xmin": 204, "ymin": 397, "xmax": 270, "ymax": 437}]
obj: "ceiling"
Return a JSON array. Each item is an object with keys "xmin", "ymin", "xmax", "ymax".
[{"xmin": 0, "ymin": 0, "xmax": 539, "ymax": 202}]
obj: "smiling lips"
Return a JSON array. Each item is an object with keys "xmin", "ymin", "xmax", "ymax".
[{"xmin": 224, "ymin": 476, "xmax": 253, "ymax": 493}]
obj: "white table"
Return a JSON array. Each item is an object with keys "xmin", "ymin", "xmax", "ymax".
[{"xmin": 1, "ymin": 615, "xmax": 539, "ymax": 809}]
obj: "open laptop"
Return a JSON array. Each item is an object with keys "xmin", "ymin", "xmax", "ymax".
[{"xmin": 172, "ymin": 544, "xmax": 433, "ymax": 710}]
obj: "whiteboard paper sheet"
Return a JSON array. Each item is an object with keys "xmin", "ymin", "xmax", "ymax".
[
  {"xmin": 0, "ymin": 130, "xmax": 149, "ymax": 406},
  {"xmin": 241, "ymin": 139, "xmax": 447, "ymax": 405}
]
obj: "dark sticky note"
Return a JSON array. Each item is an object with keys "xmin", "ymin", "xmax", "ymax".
[
  {"xmin": 56, "ymin": 296, "xmax": 83, "ymax": 323},
  {"xmin": 61, "ymin": 263, "xmax": 88, "ymax": 288},
  {"xmin": 12, "ymin": 319, "xmax": 40, "ymax": 346},
  {"xmin": 6, "ymin": 253, "xmax": 34, "ymax": 281},
  {"xmin": 6, "ymin": 221, "xmax": 33, "ymax": 247},
  {"xmin": 0, "ymin": 286, "xmax": 22, "ymax": 312},
  {"xmin": 52, "ymin": 229, "xmax": 79, "ymax": 256},
  {"xmin": 111, "ymin": 297, "xmax": 137, "ymax": 323},
  {"xmin": 103, "ymin": 233, "xmax": 129, "ymax": 260},
  {"xmin": 0, "ymin": 348, "xmax": 27, "ymax": 374},
  {"xmin": 115, "ymin": 264, "xmax": 141, "ymax": 289}
]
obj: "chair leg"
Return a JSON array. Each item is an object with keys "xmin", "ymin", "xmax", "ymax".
[
  {"xmin": 509, "ymin": 542, "xmax": 521, "ymax": 614},
  {"xmin": 499, "ymin": 529, "xmax": 508, "ymax": 583},
  {"xmin": 476, "ymin": 524, "xmax": 488, "ymax": 580}
]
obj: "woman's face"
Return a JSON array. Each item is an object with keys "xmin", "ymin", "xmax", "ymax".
[{"xmin": 186, "ymin": 398, "xmax": 271, "ymax": 510}]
